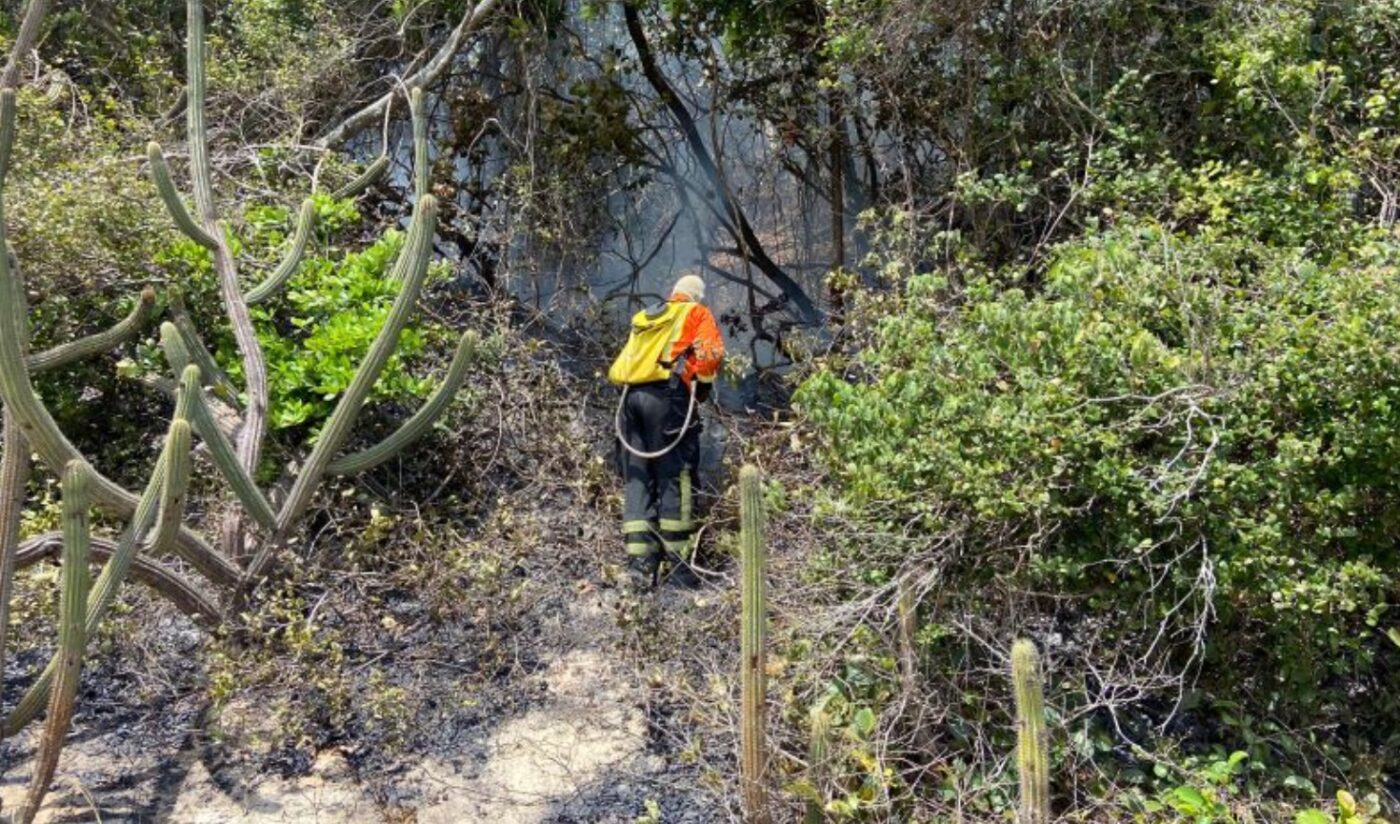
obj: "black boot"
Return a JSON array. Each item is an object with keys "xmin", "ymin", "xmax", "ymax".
[
  {"xmin": 627, "ymin": 550, "xmax": 661, "ymax": 591},
  {"xmin": 660, "ymin": 550, "xmax": 702, "ymax": 589}
]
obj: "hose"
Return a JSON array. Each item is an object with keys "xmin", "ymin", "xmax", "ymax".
[{"xmin": 615, "ymin": 379, "xmax": 698, "ymax": 460}]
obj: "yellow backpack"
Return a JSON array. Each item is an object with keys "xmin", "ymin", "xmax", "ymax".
[{"xmin": 608, "ymin": 301, "xmax": 696, "ymax": 386}]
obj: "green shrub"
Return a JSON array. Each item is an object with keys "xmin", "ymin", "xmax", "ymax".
[
  {"xmin": 154, "ymin": 193, "xmax": 444, "ymax": 437},
  {"xmin": 797, "ymin": 219, "xmax": 1400, "ymax": 785}
]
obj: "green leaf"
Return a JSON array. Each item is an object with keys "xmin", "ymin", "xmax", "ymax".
[
  {"xmin": 1295, "ymin": 810, "xmax": 1332, "ymax": 824},
  {"xmin": 850, "ymin": 706, "xmax": 877, "ymax": 739}
]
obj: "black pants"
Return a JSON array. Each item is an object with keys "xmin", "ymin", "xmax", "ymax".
[{"xmin": 620, "ymin": 381, "xmax": 700, "ymax": 560}]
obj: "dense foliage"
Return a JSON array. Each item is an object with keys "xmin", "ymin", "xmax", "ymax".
[
  {"xmin": 789, "ymin": 0, "xmax": 1400, "ymax": 817},
  {"xmin": 2, "ymin": 0, "xmax": 1398, "ymax": 819}
]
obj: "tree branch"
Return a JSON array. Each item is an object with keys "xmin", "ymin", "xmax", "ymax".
[{"xmin": 623, "ymin": 2, "xmax": 822, "ymax": 325}]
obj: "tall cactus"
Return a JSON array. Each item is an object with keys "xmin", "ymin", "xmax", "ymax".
[
  {"xmin": 20, "ymin": 460, "xmax": 90, "ymax": 824},
  {"xmin": 739, "ymin": 464, "xmax": 770, "ymax": 823},
  {"xmin": 1011, "ymin": 638, "xmax": 1050, "ymax": 824},
  {"xmin": 0, "ymin": 3, "xmax": 472, "ymax": 805}
]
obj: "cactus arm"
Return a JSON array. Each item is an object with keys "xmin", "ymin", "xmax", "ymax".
[
  {"xmin": 412, "ymin": 88, "xmax": 429, "ymax": 200},
  {"xmin": 0, "ymin": 88, "xmax": 16, "ymax": 184},
  {"xmin": 159, "ymin": 324, "xmax": 277, "ymax": 531},
  {"xmin": 149, "ymin": 419, "xmax": 191, "ymax": 558},
  {"xmin": 805, "ymin": 704, "xmax": 831, "ymax": 824},
  {"xmin": 246, "ymin": 198, "xmax": 316, "ymax": 305},
  {"xmin": 0, "ymin": 411, "xmax": 30, "ymax": 746},
  {"xmin": 264, "ymin": 195, "xmax": 438, "ymax": 548},
  {"xmin": 20, "ymin": 460, "xmax": 89, "ymax": 824},
  {"xmin": 147, "ymin": 368, "xmax": 236, "ymax": 584},
  {"xmin": 1011, "ymin": 639, "xmax": 1051, "ymax": 824},
  {"xmin": 184, "ymin": 0, "xmax": 215, "ymax": 224},
  {"xmin": 189, "ymin": 388, "xmax": 276, "ymax": 530},
  {"xmin": 27, "ymin": 287, "xmax": 156, "ymax": 373},
  {"xmin": 328, "ymin": 329, "xmax": 476, "ymax": 475},
  {"xmin": 0, "ymin": 89, "xmax": 27, "ymax": 745},
  {"xmin": 182, "ymin": 0, "xmax": 269, "ymax": 560},
  {"xmin": 167, "ymin": 291, "xmax": 238, "ymax": 404},
  {"xmin": 146, "ymin": 143, "xmax": 219, "ymax": 249},
  {"xmin": 739, "ymin": 464, "xmax": 770, "ymax": 823},
  {"xmin": 13, "ymin": 533, "xmax": 218, "ymax": 624},
  {"xmin": 331, "ymin": 154, "xmax": 389, "ymax": 199}
]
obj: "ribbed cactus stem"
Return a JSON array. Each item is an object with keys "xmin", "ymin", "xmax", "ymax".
[
  {"xmin": 158, "ymin": 324, "xmax": 277, "ymax": 531},
  {"xmin": 185, "ymin": 0, "xmax": 215, "ymax": 223},
  {"xmin": 28, "ymin": 287, "xmax": 155, "ymax": 372},
  {"xmin": 20, "ymin": 459, "xmax": 90, "ymax": 824},
  {"xmin": 0, "ymin": 86, "xmax": 29, "ymax": 742},
  {"xmin": 0, "ymin": 88, "xmax": 16, "ymax": 185},
  {"xmin": 805, "ymin": 704, "xmax": 831, "ymax": 824},
  {"xmin": 151, "ymin": 420, "xmax": 192, "ymax": 556},
  {"xmin": 391, "ymin": 163, "xmax": 435, "ymax": 285},
  {"xmin": 246, "ymin": 197, "xmax": 316, "ymax": 304},
  {"xmin": 739, "ymin": 464, "xmax": 770, "ymax": 823},
  {"xmin": 328, "ymin": 329, "xmax": 477, "ymax": 475},
  {"xmin": 331, "ymin": 154, "xmax": 389, "ymax": 199},
  {"xmin": 151, "ymin": 368, "xmax": 237, "ymax": 590},
  {"xmin": 167, "ymin": 292, "xmax": 238, "ymax": 403},
  {"xmin": 183, "ymin": 0, "xmax": 269, "ymax": 491},
  {"xmin": 147, "ymin": 143, "xmax": 218, "ymax": 248},
  {"xmin": 1012, "ymin": 638, "xmax": 1050, "ymax": 824},
  {"xmin": 159, "ymin": 321, "xmax": 192, "ymax": 374},
  {"xmin": 266, "ymin": 194, "xmax": 439, "ymax": 544},
  {"xmin": 0, "ymin": 409, "xmax": 29, "ymax": 743},
  {"xmin": 411, "ymin": 87, "xmax": 429, "ymax": 200}
]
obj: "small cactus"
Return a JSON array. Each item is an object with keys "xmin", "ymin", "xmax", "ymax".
[
  {"xmin": 805, "ymin": 703, "xmax": 832, "ymax": 824},
  {"xmin": 21, "ymin": 460, "xmax": 90, "ymax": 823},
  {"xmin": 739, "ymin": 464, "xmax": 769, "ymax": 823},
  {"xmin": 1011, "ymin": 638, "xmax": 1050, "ymax": 824},
  {"xmin": 896, "ymin": 578, "xmax": 917, "ymax": 694}
]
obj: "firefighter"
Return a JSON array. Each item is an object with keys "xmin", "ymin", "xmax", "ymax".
[{"xmin": 609, "ymin": 274, "xmax": 724, "ymax": 587}]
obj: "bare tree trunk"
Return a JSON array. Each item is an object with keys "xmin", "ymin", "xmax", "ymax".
[{"xmin": 623, "ymin": 2, "xmax": 822, "ymax": 325}]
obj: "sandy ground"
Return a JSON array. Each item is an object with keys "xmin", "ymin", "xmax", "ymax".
[{"xmin": 0, "ymin": 581, "xmax": 721, "ymax": 823}]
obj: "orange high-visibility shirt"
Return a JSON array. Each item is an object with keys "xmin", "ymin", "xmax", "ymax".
[{"xmin": 668, "ymin": 297, "xmax": 724, "ymax": 386}]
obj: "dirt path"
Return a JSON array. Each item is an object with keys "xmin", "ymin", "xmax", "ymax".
[{"xmin": 1, "ymin": 577, "xmax": 713, "ymax": 823}]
